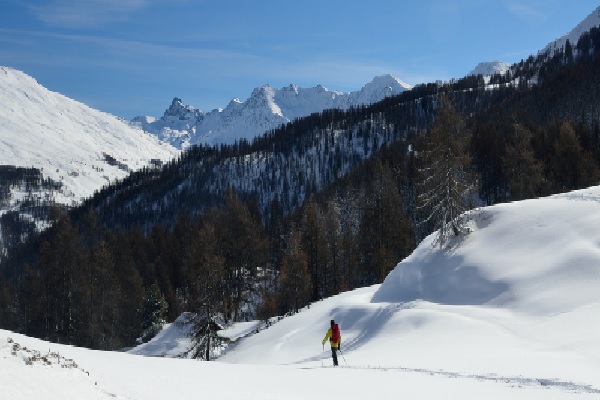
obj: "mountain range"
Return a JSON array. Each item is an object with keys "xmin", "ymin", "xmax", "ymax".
[
  {"xmin": 131, "ymin": 7, "xmax": 600, "ymax": 151},
  {"xmin": 131, "ymin": 74, "xmax": 412, "ymax": 149}
]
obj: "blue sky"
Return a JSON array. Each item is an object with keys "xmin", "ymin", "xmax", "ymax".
[{"xmin": 1, "ymin": 1, "xmax": 598, "ymax": 119}]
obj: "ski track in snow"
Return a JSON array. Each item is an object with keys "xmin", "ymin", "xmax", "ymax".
[
  {"xmin": 551, "ymin": 192, "xmax": 600, "ymax": 203},
  {"xmin": 308, "ymin": 364, "xmax": 600, "ymax": 394},
  {"xmin": 336, "ymin": 303, "xmax": 414, "ymax": 352}
]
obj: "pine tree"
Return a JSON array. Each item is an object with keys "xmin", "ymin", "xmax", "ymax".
[
  {"xmin": 108, "ymin": 230, "xmax": 144, "ymax": 347},
  {"xmin": 277, "ymin": 228, "xmax": 311, "ymax": 314},
  {"xmin": 550, "ymin": 120, "xmax": 600, "ymax": 191},
  {"xmin": 502, "ymin": 123, "xmax": 544, "ymax": 200},
  {"xmin": 300, "ymin": 198, "xmax": 328, "ymax": 301},
  {"xmin": 361, "ymin": 160, "xmax": 414, "ymax": 281},
  {"xmin": 183, "ymin": 221, "xmax": 227, "ymax": 360},
  {"xmin": 215, "ymin": 188, "xmax": 268, "ymax": 322},
  {"xmin": 89, "ymin": 240, "xmax": 120, "ymax": 350},
  {"xmin": 416, "ymin": 95, "xmax": 475, "ymax": 247},
  {"xmin": 139, "ymin": 283, "xmax": 168, "ymax": 343}
]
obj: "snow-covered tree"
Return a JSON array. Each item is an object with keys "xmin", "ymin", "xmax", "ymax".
[
  {"xmin": 182, "ymin": 221, "xmax": 227, "ymax": 360},
  {"xmin": 185, "ymin": 312, "xmax": 227, "ymax": 361}
]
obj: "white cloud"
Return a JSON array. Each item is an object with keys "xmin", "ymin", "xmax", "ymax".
[
  {"xmin": 28, "ymin": 0, "xmax": 150, "ymax": 28},
  {"xmin": 505, "ymin": 2, "xmax": 550, "ymax": 25}
]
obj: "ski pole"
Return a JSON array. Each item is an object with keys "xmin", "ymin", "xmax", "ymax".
[
  {"xmin": 322, "ymin": 344, "xmax": 324, "ymax": 367},
  {"xmin": 338, "ymin": 348, "xmax": 348, "ymax": 365}
]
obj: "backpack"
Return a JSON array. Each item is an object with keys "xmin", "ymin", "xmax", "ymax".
[{"xmin": 331, "ymin": 323, "xmax": 340, "ymax": 344}]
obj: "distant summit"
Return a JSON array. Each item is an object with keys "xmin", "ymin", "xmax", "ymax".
[
  {"xmin": 468, "ymin": 61, "xmax": 511, "ymax": 77},
  {"xmin": 132, "ymin": 75, "xmax": 412, "ymax": 149},
  {"xmin": 350, "ymin": 74, "xmax": 411, "ymax": 105},
  {"xmin": 164, "ymin": 97, "xmax": 200, "ymax": 120}
]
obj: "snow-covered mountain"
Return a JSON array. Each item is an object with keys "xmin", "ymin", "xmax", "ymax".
[
  {"xmin": 544, "ymin": 5, "xmax": 600, "ymax": 54},
  {"xmin": 132, "ymin": 75, "xmax": 412, "ymax": 149},
  {"xmin": 467, "ymin": 6, "xmax": 600, "ymax": 79},
  {"xmin": 468, "ymin": 61, "xmax": 511, "ymax": 76},
  {"xmin": 3, "ymin": 185, "xmax": 600, "ymax": 399},
  {"xmin": 0, "ymin": 67, "xmax": 178, "ymax": 208}
]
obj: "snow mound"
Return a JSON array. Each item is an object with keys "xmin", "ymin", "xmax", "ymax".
[
  {"xmin": 129, "ymin": 313, "xmax": 196, "ymax": 357},
  {"xmin": 129, "ymin": 312, "xmax": 261, "ymax": 358},
  {"xmin": 220, "ymin": 186, "xmax": 600, "ymax": 388},
  {"xmin": 372, "ymin": 187, "xmax": 600, "ymax": 316},
  {"xmin": 2, "ymin": 337, "xmax": 81, "ymax": 369},
  {"xmin": 0, "ymin": 337, "xmax": 123, "ymax": 399}
]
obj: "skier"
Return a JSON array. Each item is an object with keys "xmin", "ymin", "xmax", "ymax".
[{"xmin": 322, "ymin": 319, "xmax": 342, "ymax": 366}]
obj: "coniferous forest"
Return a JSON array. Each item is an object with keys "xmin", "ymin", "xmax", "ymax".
[{"xmin": 2, "ymin": 28, "xmax": 600, "ymax": 351}]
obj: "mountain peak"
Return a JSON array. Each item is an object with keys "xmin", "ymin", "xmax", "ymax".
[
  {"xmin": 136, "ymin": 75, "xmax": 411, "ymax": 149},
  {"xmin": 283, "ymin": 84, "xmax": 299, "ymax": 94},
  {"xmin": 468, "ymin": 61, "xmax": 511, "ymax": 77},
  {"xmin": 348, "ymin": 74, "xmax": 411, "ymax": 106},
  {"xmin": 164, "ymin": 97, "xmax": 198, "ymax": 119},
  {"xmin": 368, "ymin": 74, "xmax": 412, "ymax": 89}
]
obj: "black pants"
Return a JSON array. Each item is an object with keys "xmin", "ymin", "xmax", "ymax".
[{"xmin": 330, "ymin": 347, "xmax": 338, "ymax": 366}]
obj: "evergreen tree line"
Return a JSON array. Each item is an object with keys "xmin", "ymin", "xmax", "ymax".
[
  {"xmin": 59, "ymin": 71, "xmax": 500, "ymax": 235},
  {"xmin": 49, "ymin": 26, "xmax": 600, "ymax": 234},
  {"xmin": 0, "ymin": 165, "xmax": 66, "ymax": 259},
  {"xmin": 0, "ymin": 151, "xmax": 415, "ymax": 349}
]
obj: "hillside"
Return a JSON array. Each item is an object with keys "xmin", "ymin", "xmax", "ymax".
[
  {"xmin": 0, "ymin": 67, "xmax": 177, "ymax": 207},
  {"xmin": 219, "ymin": 187, "xmax": 600, "ymax": 379},
  {"xmin": 544, "ymin": 6, "xmax": 600, "ymax": 54},
  {"xmin": 2, "ymin": 185, "xmax": 600, "ymax": 399}
]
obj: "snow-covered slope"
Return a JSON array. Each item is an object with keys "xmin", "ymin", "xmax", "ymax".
[
  {"xmin": 468, "ymin": 61, "xmax": 511, "ymax": 76},
  {"xmin": 544, "ymin": 6, "xmax": 600, "ymax": 54},
  {"xmin": 3, "ymin": 185, "xmax": 600, "ymax": 399},
  {"xmin": 132, "ymin": 75, "xmax": 412, "ymax": 149},
  {"xmin": 468, "ymin": 6, "xmax": 600, "ymax": 79},
  {"xmin": 0, "ymin": 67, "xmax": 177, "ymax": 206},
  {"xmin": 218, "ymin": 186, "xmax": 600, "ymax": 387}
]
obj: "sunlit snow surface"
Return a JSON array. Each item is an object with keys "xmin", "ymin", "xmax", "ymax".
[
  {"xmin": 3, "ymin": 186, "xmax": 600, "ymax": 399},
  {"xmin": 0, "ymin": 66, "xmax": 177, "ymax": 205}
]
